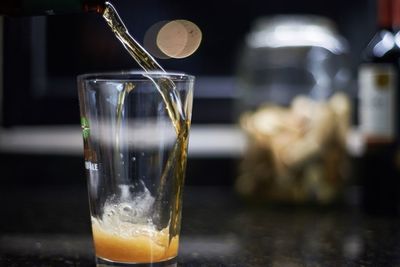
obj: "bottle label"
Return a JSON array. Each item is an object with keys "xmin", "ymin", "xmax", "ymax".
[{"xmin": 359, "ymin": 64, "xmax": 397, "ymax": 141}]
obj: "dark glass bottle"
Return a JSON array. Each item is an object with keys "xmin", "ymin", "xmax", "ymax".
[
  {"xmin": 0, "ymin": 0, "xmax": 105, "ymax": 15},
  {"xmin": 358, "ymin": 0, "xmax": 400, "ymax": 215}
]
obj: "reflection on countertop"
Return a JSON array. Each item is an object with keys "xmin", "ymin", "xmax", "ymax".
[
  {"xmin": 1, "ymin": 186, "xmax": 400, "ymax": 266},
  {"xmin": 0, "ymin": 125, "xmax": 246, "ymax": 158}
]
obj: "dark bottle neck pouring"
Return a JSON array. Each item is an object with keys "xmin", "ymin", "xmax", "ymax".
[{"xmin": 0, "ymin": 0, "xmax": 105, "ymax": 16}]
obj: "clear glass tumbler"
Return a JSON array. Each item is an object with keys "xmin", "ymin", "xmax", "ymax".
[{"xmin": 77, "ymin": 71, "xmax": 194, "ymax": 266}]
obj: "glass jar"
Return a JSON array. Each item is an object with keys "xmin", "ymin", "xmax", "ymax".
[{"xmin": 236, "ymin": 15, "xmax": 352, "ymax": 204}]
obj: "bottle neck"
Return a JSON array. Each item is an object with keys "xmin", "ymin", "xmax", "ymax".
[
  {"xmin": 0, "ymin": 0, "xmax": 105, "ymax": 16},
  {"xmin": 393, "ymin": 0, "xmax": 400, "ymax": 30},
  {"xmin": 378, "ymin": 0, "xmax": 392, "ymax": 29},
  {"xmin": 83, "ymin": 1, "xmax": 105, "ymax": 14}
]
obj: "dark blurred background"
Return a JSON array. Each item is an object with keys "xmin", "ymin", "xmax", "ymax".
[{"xmin": 0, "ymin": 0, "xmax": 374, "ymax": 187}]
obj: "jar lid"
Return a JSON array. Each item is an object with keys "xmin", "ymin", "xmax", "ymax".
[{"xmin": 246, "ymin": 15, "xmax": 348, "ymax": 54}]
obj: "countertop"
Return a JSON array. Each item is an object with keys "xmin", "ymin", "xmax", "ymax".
[{"xmin": 1, "ymin": 186, "xmax": 400, "ymax": 267}]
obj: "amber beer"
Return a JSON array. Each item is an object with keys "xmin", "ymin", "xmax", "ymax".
[{"xmin": 92, "ymin": 220, "xmax": 179, "ymax": 263}]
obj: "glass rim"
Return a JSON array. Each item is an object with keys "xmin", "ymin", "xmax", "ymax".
[{"xmin": 77, "ymin": 70, "xmax": 195, "ymax": 82}]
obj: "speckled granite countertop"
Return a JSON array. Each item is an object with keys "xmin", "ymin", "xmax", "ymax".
[{"xmin": 1, "ymin": 186, "xmax": 399, "ymax": 266}]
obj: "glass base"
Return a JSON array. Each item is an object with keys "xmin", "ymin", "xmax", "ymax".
[{"xmin": 96, "ymin": 257, "xmax": 177, "ymax": 267}]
